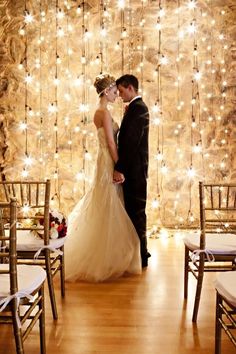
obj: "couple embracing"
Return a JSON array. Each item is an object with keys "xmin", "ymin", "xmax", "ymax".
[{"xmin": 65, "ymin": 74, "xmax": 150, "ymax": 282}]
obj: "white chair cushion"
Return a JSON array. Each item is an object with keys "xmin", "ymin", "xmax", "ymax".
[
  {"xmin": 183, "ymin": 231, "xmax": 236, "ymax": 254},
  {"xmin": 215, "ymin": 271, "xmax": 236, "ymax": 307},
  {"xmin": 5, "ymin": 229, "xmax": 67, "ymax": 251},
  {"xmin": 0, "ymin": 264, "xmax": 46, "ymax": 298}
]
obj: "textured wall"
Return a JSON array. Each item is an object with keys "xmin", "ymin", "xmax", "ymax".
[{"xmin": 0, "ymin": 0, "xmax": 236, "ymax": 228}]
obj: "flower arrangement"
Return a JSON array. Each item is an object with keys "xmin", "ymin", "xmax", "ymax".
[{"xmin": 30, "ymin": 209, "xmax": 67, "ymax": 239}]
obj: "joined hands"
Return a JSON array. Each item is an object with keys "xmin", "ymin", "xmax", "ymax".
[{"xmin": 113, "ymin": 170, "xmax": 125, "ymax": 184}]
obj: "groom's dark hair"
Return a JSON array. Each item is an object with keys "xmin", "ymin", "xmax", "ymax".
[{"xmin": 116, "ymin": 74, "xmax": 139, "ymax": 92}]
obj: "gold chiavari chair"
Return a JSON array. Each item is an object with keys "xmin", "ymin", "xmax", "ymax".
[
  {"xmin": 0, "ymin": 180, "xmax": 66, "ymax": 320},
  {"xmin": 215, "ymin": 271, "xmax": 236, "ymax": 354},
  {"xmin": 183, "ymin": 182, "xmax": 236, "ymax": 322},
  {"xmin": 0, "ymin": 198, "xmax": 46, "ymax": 354}
]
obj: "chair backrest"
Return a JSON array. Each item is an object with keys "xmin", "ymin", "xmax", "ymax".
[
  {"xmin": 0, "ymin": 180, "xmax": 51, "ymax": 245},
  {"xmin": 199, "ymin": 182, "xmax": 236, "ymax": 248},
  {"xmin": 0, "ymin": 198, "xmax": 18, "ymax": 295}
]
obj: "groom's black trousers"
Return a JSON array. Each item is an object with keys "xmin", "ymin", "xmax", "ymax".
[{"xmin": 123, "ymin": 175, "xmax": 147, "ymax": 259}]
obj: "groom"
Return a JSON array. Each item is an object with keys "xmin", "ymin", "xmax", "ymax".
[{"xmin": 113, "ymin": 74, "xmax": 150, "ymax": 268}]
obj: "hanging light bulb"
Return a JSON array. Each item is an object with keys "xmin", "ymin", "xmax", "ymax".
[
  {"xmin": 21, "ymin": 168, "xmax": 29, "ymax": 178},
  {"xmin": 57, "ymin": 8, "xmax": 65, "ymax": 19},
  {"xmin": 160, "ymin": 55, "xmax": 168, "ymax": 65},
  {"xmin": 24, "ymin": 155, "xmax": 33, "ymax": 166},
  {"xmin": 194, "ymin": 71, "xmax": 202, "ymax": 81},
  {"xmin": 187, "ymin": 165, "xmax": 196, "ymax": 178},
  {"xmin": 24, "ymin": 11, "xmax": 34, "ymax": 24},
  {"xmin": 76, "ymin": 170, "xmax": 85, "ymax": 181},
  {"xmin": 19, "ymin": 122, "xmax": 27, "ymax": 131},
  {"xmin": 187, "ymin": 0, "xmax": 196, "ymax": 10},
  {"xmin": 187, "ymin": 22, "xmax": 196, "ymax": 34},
  {"xmin": 152, "ymin": 198, "xmax": 160, "ymax": 209},
  {"xmin": 22, "ymin": 204, "xmax": 30, "ymax": 214},
  {"xmin": 24, "ymin": 73, "xmax": 33, "ymax": 84},
  {"xmin": 160, "ymin": 162, "xmax": 168, "ymax": 175},
  {"xmin": 118, "ymin": 0, "xmax": 125, "ymax": 9}
]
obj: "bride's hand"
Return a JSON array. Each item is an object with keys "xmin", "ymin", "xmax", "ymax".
[{"xmin": 113, "ymin": 171, "xmax": 125, "ymax": 184}]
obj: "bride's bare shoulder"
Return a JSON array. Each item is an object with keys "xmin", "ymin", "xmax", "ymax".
[{"xmin": 94, "ymin": 108, "xmax": 111, "ymax": 128}]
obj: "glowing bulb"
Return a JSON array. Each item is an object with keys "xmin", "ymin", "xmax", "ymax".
[
  {"xmin": 22, "ymin": 204, "xmax": 30, "ymax": 213},
  {"xmin": 53, "ymin": 78, "xmax": 60, "ymax": 86},
  {"xmin": 99, "ymin": 27, "xmax": 106, "ymax": 37},
  {"xmin": 24, "ymin": 12, "xmax": 34, "ymax": 23},
  {"xmin": 187, "ymin": 23, "xmax": 196, "ymax": 34},
  {"xmin": 57, "ymin": 28, "xmax": 65, "ymax": 37},
  {"xmin": 160, "ymin": 164, "xmax": 168, "ymax": 174},
  {"xmin": 153, "ymin": 117, "xmax": 161, "ymax": 126},
  {"xmin": 187, "ymin": 166, "xmax": 195, "ymax": 178},
  {"xmin": 159, "ymin": 8, "xmax": 165, "ymax": 17},
  {"xmin": 21, "ymin": 169, "xmax": 28, "ymax": 178},
  {"xmin": 188, "ymin": 0, "xmax": 196, "ymax": 9},
  {"xmin": 160, "ymin": 56, "xmax": 168, "ymax": 65},
  {"xmin": 152, "ymin": 103, "xmax": 160, "ymax": 113},
  {"xmin": 121, "ymin": 28, "xmax": 127, "ymax": 38},
  {"xmin": 152, "ymin": 199, "xmax": 159, "ymax": 209},
  {"xmin": 85, "ymin": 151, "xmax": 92, "ymax": 161},
  {"xmin": 25, "ymin": 74, "xmax": 33, "ymax": 84},
  {"xmin": 64, "ymin": 93, "xmax": 71, "ymax": 101},
  {"xmin": 155, "ymin": 151, "xmax": 163, "ymax": 161},
  {"xmin": 48, "ymin": 103, "xmax": 57, "ymax": 113},
  {"xmin": 81, "ymin": 56, "xmax": 86, "ymax": 64},
  {"xmin": 24, "ymin": 155, "xmax": 33, "ymax": 166},
  {"xmin": 118, "ymin": 0, "xmax": 125, "ymax": 9},
  {"xmin": 76, "ymin": 171, "xmax": 85, "ymax": 181},
  {"xmin": 57, "ymin": 9, "xmax": 64, "ymax": 19},
  {"xmin": 19, "ymin": 122, "xmax": 27, "ymax": 130},
  {"xmin": 194, "ymin": 71, "xmax": 202, "ymax": 81},
  {"xmin": 19, "ymin": 28, "xmax": 25, "ymax": 36},
  {"xmin": 193, "ymin": 144, "xmax": 202, "ymax": 154},
  {"xmin": 189, "ymin": 213, "xmax": 195, "ymax": 222},
  {"xmin": 115, "ymin": 42, "xmax": 120, "ymax": 50},
  {"xmin": 74, "ymin": 77, "xmax": 83, "ymax": 87}
]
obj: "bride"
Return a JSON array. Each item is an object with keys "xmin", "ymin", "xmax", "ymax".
[{"xmin": 65, "ymin": 74, "xmax": 141, "ymax": 282}]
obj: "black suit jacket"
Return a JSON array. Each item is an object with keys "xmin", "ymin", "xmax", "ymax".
[{"xmin": 115, "ymin": 97, "xmax": 149, "ymax": 179}]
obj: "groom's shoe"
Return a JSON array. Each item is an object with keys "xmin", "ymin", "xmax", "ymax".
[
  {"xmin": 142, "ymin": 258, "xmax": 148, "ymax": 268},
  {"xmin": 142, "ymin": 252, "xmax": 151, "ymax": 268}
]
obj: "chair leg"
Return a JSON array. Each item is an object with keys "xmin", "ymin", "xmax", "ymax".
[
  {"xmin": 215, "ymin": 292, "xmax": 222, "ymax": 354},
  {"xmin": 192, "ymin": 255, "xmax": 204, "ymax": 322},
  {"xmin": 45, "ymin": 251, "xmax": 58, "ymax": 320},
  {"xmin": 184, "ymin": 246, "xmax": 189, "ymax": 299},
  {"xmin": 60, "ymin": 246, "xmax": 65, "ymax": 298},
  {"xmin": 39, "ymin": 285, "xmax": 46, "ymax": 354},
  {"xmin": 11, "ymin": 299, "xmax": 24, "ymax": 354}
]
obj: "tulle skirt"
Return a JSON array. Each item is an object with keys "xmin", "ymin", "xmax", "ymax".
[{"xmin": 65, "ymin": 152, "xmax": 141, "ymax": 282}]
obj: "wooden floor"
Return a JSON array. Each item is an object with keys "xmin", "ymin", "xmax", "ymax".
[{"xmin": 0, "ymin": 235, "xmax": 235, "ymax": 354}]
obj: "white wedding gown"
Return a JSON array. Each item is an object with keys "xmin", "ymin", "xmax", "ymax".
[{"xmin": 65, "ymin": 121, "xmax": 141, "ymax": 282}]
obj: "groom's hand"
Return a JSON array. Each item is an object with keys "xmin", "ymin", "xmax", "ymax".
[{"xmin": 113, "ymin": 170, "xmax": 125, "ymax": 184}]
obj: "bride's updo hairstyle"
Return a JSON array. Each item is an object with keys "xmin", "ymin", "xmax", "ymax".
[{"xmin": 94, "ymin": 74, "xmax": 116, "ymax": 97}]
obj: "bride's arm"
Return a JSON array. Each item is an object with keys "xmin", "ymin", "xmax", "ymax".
[{"xmin": 102, "ymin": 111, "xmax": 118, "ymax": 163}]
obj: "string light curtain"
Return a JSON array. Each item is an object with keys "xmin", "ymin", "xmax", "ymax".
[{"xmin": 2, "ymin": 0, "xmax": 234, "ymax": 228}]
